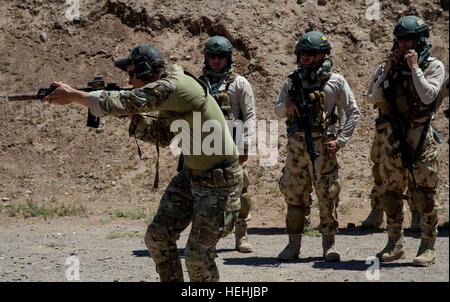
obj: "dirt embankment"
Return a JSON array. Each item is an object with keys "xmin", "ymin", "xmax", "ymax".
[{"xmin": 0, "ymin": 0, "xmax": 448, "ymax": 282}]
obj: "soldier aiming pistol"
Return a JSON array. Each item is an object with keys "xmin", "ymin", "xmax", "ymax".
[{"xmin": 2, "ymin": 76, "xmax": 131, "ymax": 128}]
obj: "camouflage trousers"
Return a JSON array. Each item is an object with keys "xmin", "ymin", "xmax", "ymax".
[
  {"xmin": 370, "ymin": 130, "xmax": 416, "ymax": 211},
  {"xmin": 377, "ymin": 122, "xmax": 439, "ymax": 238},
  {"xmin": 144, "ymin": 161, "xmax": 243, "ymax": 282},
  {"xmin": 279, "ymin": 132, "xmax": 340, "ymax": 235},
  {"xmin": 239, "ymin": 164, "xmax": 252, "ymax": 221}
]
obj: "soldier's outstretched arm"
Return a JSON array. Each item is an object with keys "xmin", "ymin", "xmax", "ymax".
[
  {"xmin": 45, "ymin": 79, "xmax": 174, "ymax": 118},
  {"xmin": 44, "ymin": 81, "xmax": 89, "ymax": 106}
]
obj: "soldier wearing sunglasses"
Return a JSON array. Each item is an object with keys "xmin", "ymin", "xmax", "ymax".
[
  {"xmin": 199, "ymin": 36, "xmax": 257, "ymax": 253},
  {"xmin": 275, "ymin": 31, "xmax": 360, "ymax": 262},
  {"xmin": 367, "ymin": 16, "xmax": 445, "ymax": 267},
  {"xmin": 44, "ymin": 44, "xmax": 244, "ymax": 282}
]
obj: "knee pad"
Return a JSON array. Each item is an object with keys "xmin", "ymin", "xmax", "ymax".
[
  {"xmin": 239, "ymin": 193, "xmax": 252, "ymax": 218},
  {"xmin": 286, "ymin": 205, "xmax": 306, "ymax": 234},
  {"xmin": 381, "ymin": 190, "xmax": 403, "ymax": 217},
  {"xmin": 144, "ymin": 223, "xmax": 172, "ymax": 251},
  {"xmin": 410, "ymin": 186, "xmax": 436, "ymax": 213}
]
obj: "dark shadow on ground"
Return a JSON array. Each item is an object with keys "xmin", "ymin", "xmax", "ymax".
[
  {"xmin": 312, "ymin": 259, "xmax": 414, "ymax": 271},
  {"xmin": 132, "ymin": 250, "xmax": 150, "ymax": 257},
  {"xmin": 227, "ymin": 226, "xmax": 448, "ymax": 237},
  {"xmin": 337, "ymin": 227, "xmax": 385, "ymax": 236},
  {"xmin": 222, "ymin": 256, "xmax": 282, "ymax": 267},
  {"xmin": 282, "ymin": 256, "xmax": 324, "ymax": 264},
  {"xmin": 334, "ymin": 226, "xmax": 448, "ymax": 238},
  {"xmin": 437, "ymin": 225, "xmax": 449, "ymax": 236},
  {"xmin": 132, "ymin": 249, "xmax": 186, "ymax": 258},
  {"xmin": 216, "ymin": 248, "xmax": 238, "ymax": 253},
  {"xmin": 247, "ymin": 227, "xmax": 285, "ymax": 235}
]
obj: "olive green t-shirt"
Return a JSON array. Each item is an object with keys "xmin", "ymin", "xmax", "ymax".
[{"xmin": 88, "ymin": 64, "xmax": 238, "ymax": 170}]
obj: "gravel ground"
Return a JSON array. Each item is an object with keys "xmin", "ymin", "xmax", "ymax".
[{"xmin": 0, "ymin": 218, "xmax": 447, "ymax": 282}]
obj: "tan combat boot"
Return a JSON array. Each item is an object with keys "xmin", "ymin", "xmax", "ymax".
[
  {"xmin": 235, "ymin": 219, "xmax": 253, "ymax": 253},
  {"xmin": 322, "ymin": 235, "xmax": 340, "ymax": 262},
  {"xmin": 278, "ymin": 234, "xmax": 301, "ymax": 261},
  {"xmin": 409, "ymin": 211, "xmax": 421, "ymax": 232},
  {"xmin": 413, "ymin": 236, "xmax": 436, "ymax": 267},
  {"xmin": 376, "ymin": 233, "xmax": 405, "ymax": 262},
  {"xmin": 361, "ymin": 208, "xmax": 384, "ymax": 228}
]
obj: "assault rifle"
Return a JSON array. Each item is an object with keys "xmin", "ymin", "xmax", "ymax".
[
  {"xmin": 288, "ymin": 71, "xmax": 320, "ymax": 180},
  {"xmin": 382, "ymin": 74, "xmax": 420, "ymax": 191},
  {"xmin": 2, "ymin": 76, "xmax": 131, "ymax": 128}
]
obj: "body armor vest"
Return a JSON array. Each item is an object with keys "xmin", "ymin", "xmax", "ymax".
[
  {"xmin": 200, "ymin": 73, "xmax": 237, "ymax": 121},
  {"xmin": 387, "ymin": 60, "xmax": 435, "ymax": 127},
  {"xmin": 286, "ymin": 70, "xmax": 329, "ymax": 134}
]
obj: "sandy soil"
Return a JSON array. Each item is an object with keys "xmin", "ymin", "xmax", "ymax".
[{"xmin": 0, "ymin": 0, "xmax": 448, "ymax": 282}]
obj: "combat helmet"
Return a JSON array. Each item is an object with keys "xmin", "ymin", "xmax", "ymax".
[
  {"xmin": 393, "ymin": 15, "xmax": 430, "ymax": 53},
  {"xmin": 294, "ymin": 31, "xmax": 331, "ymax": 63},
  {"xmin": 203, "ymin": 36, "xmax": 233, "ymax": 66},
  {"xmin": 114, "ymin": 45, "xmax": 166, "ymax": 80}
]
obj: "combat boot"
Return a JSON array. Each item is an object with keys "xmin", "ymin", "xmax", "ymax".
[
  {"xmin": 322, "ymin": 235, "xmax": 340, "ymax": 262},
  {"xmin": 409, "ymin": 211, "xmax": 421, "ymax": 232},
  {"xmin": 235, "ymin": 219, "xmax": 253, "ymax": 253},
  {"xmin": 361, "ymin": 208, "xmax": 384, "ymax": 228},
  {"xmin": 376, "ymin": 233, "xmax": 405, "ymax": 262},
  {"xmin": 278, "ymin": 234, "xmax": 301, "ymax": 261},
  {"xmin": 413, "ymin": 236, "xmax": 436, "ymax": 267}
]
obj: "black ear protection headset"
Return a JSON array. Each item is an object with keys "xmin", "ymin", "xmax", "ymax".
[{"xmin": 131, "ymin": 46, "xmax": 154, "ymax": 80}]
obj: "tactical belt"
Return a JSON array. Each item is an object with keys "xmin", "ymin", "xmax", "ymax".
[
  {"xmin": 377, "ymin": 114, "xmax": 427, "ymax": 132},
  {"xmin": 186, "ymin": 158, "xmax": 239, "ymax": 179},
  {"xmin": 287, "ymin": 122, "xmax": 324, "ymax": 137},
  {"xmin": 291, "ymin": 131, "xmax": 324, "ymax": 138}
]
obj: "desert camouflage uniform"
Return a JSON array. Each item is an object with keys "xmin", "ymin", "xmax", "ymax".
[
  {"xmin": 88, "ymin": 64, "xmax": 243, "ymax": 282},
  {"xmin": 368, "ymin": 128, "xmax": 417, "ymax": 211},
  {"xmin": 368, "ymin": 57, "xmax": 445, "ymax": 241},
  {"xmin": 441, "ymin": 77, "xmax": 449, "ymax": 126},
  {"xmin": 369, "ymin": 130, "xmax": 384, "ymax": 211},
  {"xmin": 200, "ymin": 70, "xmax": 256, "ymax": 230},
  {"xmin": 275, "ymin": 72, "xmax": 360, "ymax": 235}
]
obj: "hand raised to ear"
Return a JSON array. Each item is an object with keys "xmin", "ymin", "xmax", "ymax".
[{"xmin": 404, "ymin": 49, "xmax": 419, "ymax": 71}]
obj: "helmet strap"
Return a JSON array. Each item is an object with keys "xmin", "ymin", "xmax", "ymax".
[
  {"xmin": 299, "ymin": 58, "xmax": 333, "ymax": 83},
  {"xmin": 203, "ymin": 65, "xmax": 233, "ymax": 80}
]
